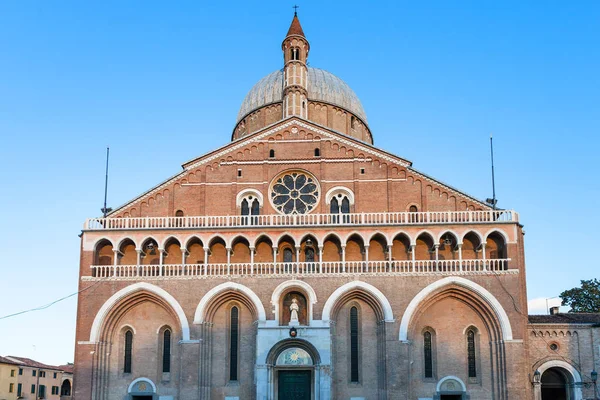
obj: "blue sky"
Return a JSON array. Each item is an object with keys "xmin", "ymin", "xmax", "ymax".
[{"xmin": 0, "ymin": 1, "xmax": 598, "ymax": 365}]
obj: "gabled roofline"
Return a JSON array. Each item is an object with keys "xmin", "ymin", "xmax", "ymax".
[{"xmin": 106, "ymin": 116, "xmax": 493, "ymax": 216}]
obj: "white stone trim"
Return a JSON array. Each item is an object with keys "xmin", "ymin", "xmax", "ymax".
[
  {"xmin": 193, "ymin": 282, "xmax": 266, "ymax": 324},
  {"xmin": 128, "ymin": 377, "xmax": 156, "ymax": 393},
  {"xmin": 89, "ymin": 282, "xmax": 190, "ymax": 342},
  {"xmin": 482, "ymin": 228, "xmax": 511, "ymax": 244},
  {"xmin": 325, "ymin": 186, "xmax": 355, "ymax": 205},
  {"xmin": 271, "ymin": 280, "xmax": 318, "ymax": 325},
  {"xmin": 413, "ymin": 229, "xmax": 437, "ymax": 246},
  {"xmin": 322, "ymin": 280, "xmax": 394, "ymax": 322},
  {"xmin": 436, "ymin": 375, "xmax": 467, "ymax": 392},
  {"xmin": 236, "ymin": 188, "xmax": 264, "ymax": 208},
  {"xmin": 399, "ymin": 276, "xmax": 513, "ymax": 341}
]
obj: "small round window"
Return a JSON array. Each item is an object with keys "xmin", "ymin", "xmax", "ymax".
[{"xmin": 270, "ymin": 171, "xmax": 320, "ymax": 215}]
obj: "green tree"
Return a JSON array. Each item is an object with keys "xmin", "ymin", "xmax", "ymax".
[{"xmin": 559, "ymin": 279, "xmax": 600, "ymax": 313}]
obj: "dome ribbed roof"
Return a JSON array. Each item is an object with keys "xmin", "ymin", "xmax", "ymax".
[{"xmin": 236, "ymin": 67, "xmax": 367, "ymax": 123}]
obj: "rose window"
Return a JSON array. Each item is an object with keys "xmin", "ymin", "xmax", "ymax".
[{"xmin": 270, "ymin": 171, "xmax": 320, "ymax": 214}]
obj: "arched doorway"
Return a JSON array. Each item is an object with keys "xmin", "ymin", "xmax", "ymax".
[
  {"xmin": 266, "ymin": 339, "xmax": 321, "ymax": 400},
  {"xmin": 276, "ymin": 348, "xmax": 313, "ymax": 400},
  {"xmin": 541, "ymin": 368, "xmax": 573, "ymax": 400},
  {"xmin": 534, "ymin": 360, "xmax": 583, "ymax": 400}
]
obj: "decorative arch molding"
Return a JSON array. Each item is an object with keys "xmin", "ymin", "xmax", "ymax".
[
  {"xmin": 92, "ymin": 237, "xmax": 115, "ymax": 252},
  {"xmin": 127, "ymin": 377, "xmax": 157, "ymax": 393},
  {"xmin": 89, "ymin": 282, "xmax": 190, "ymax": 342},
  {"xmin": 533, "ymin": 359, "xmax": 583, "ymax": 400},
  {"xmin": 325, "ymin": 186, "xmax": 355, "ymax": 205},
  {"xmin": 322, "ymin": 280, "xmax": 394, "ymax": 322},
  {"xmin": 193, "ymin": 282, "xmax": 266, "ymax": 324},
  {"xmin": 236, "ymin": 188, "xmax": 264, "ymax": 207},
  {"xmin": 182, "ymin": 234, "xmax": 205, "ymax": 249},
  {"xmin": 275, "ymin": 231, "xmax": 299, "ymax": 247},
  {"xmin": 436, "ymin": 375, "xmax": 467, "ymax": 392},
  {"xmin": 399, "ymin": 276, "xmax": 513, "ymax": 341},
  {"xmin": 271, "ymin": 280, "xmax": 318, "ymax": 325},
  {"xmin": 206, "ymin": 234, "xmax": 229, "ymax": 248},
  {"xmin": 483, "ymin": 228, "xmax": 511, "ymax": 244},
  {"xmin": 344, "ymin": 231, "xmax": 367, "ymax": 246},
  {"xmin": 461, "ymin": 230, "xmax": 484, "ymax": 245},
  {"xmin": 116, "ymin": 236, "xmax": 137, "ymax": 250},
  {"xmin": 264, "ymin": 338, "xmax": 322, "ymax": 365},
  {"xmin": 413, "ymin": 229, "xmax": 436, "ymax": 246},
  {"xmin": 368, "ymin": 231, "xmax": 390, "ymax": 245},
  {"xmin": 436, "ymin": 230, "xmax": 462, "ymax": 244},
  {"xmin": 160, "ymin": 235, "xmax": 182, "ymax": 249}
]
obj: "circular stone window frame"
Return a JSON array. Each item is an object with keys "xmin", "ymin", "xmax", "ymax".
[{"xmin": 269, "ymin": 169, "xmax": 321, "ymax": 215}]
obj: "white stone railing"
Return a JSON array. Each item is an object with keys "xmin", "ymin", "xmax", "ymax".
[
  {"xmin": 88, "ymin": 258, "xmax": 512, "ymax": 279},
  {"xmin": 84, "ymin": 210, "xmax": 518, "ymax": 230}
]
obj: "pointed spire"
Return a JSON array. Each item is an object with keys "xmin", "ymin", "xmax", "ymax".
[{"xmin": 286, "ymin": 13, "xmax": 305, "ymax": 38}]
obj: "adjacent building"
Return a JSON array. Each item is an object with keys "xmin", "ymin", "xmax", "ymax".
[{"xmin": 0, "ymin": 356, "xmax": 72, "ymax": 400}]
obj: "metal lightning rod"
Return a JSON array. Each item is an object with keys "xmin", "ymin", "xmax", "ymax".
[
  {"xmin": 102, "ymin": 146, "xmax": 110, "ymax": 218},
  {"xmin": 490, "ymin": 134, "xmax": 496, "ymax": 210}
]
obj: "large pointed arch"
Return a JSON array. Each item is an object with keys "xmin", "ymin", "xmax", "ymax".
[
  {"xmin": 322, "ymin": 280, "xmax": 394, "ymax": 322},
  {"xmin": 193, "ymin": 282, "xmax": 266, "ymax": 324},
  {"xmin": 399, "ymin": 276, "xmax": 513, "ymax": 341},
  {"xmin": 89, "ymin": 282, "xmax": 190, "ymax": 342}
]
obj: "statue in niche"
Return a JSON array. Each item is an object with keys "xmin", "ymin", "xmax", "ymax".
[
  {"xmin": 289, "ymin": 298, "xmax": 300, "ymax": 326},
  {"xmin": 282, "ymin": 291, "xmax": 307, "ymax": 326}
]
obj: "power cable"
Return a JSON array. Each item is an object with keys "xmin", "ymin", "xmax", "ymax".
[{"xmin": 0, "ymin": 280, "xmax": 102, "ymax": 321}]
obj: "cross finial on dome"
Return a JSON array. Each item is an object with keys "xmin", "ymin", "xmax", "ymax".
[{"xmin": 293, "ymin": 5, "xmax": 299, "ymax": 16}]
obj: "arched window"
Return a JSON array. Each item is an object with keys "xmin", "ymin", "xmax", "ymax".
[
  {"xmin": 424, "ymin": 331, "xmax": 433, "ymax": 378},
  {"xmin": 351, "ymin": 116, "xmax": 356, "ymax": 129},
  {"xmin": 251, "ymin": 199, "xmax": 260, "ymax": 216},
  {"xmin": 409, "ymin": 205, "xmax": 418, "ymax": 213},
  {"xmin": 230, "ymin": 307, "xmax": 239, "ymax": 381},
  {"xmin": 467, "ymin": 329, "xmax": 477, "ymax": 378},
  {"xmin": 124, "ymin": 330, "xmax": 133, "ymax": 373},
  {"xmin": 162, "ymin": 329, "xmax": 171, "ymax": 373},
  {"xmin": 314, "ymin": 148, "xmax": 320, "ymax": 157},
  {"xmin": 341, "ymin": 197, "xmax": 350, "ymax": 214},
  {"xmin": 241, "ymin": 199, "xmax": 249, "ymax": 216},
  {"xmin": 350, "ymin": 306, "xmax": 359, "ymax": 383},
  {"xmin": 330, "ymin": 197, "xmax": 339, "ymax": 214},
  {"xmin": 269, "ymin": 149, "xmax": 275, "ymax": 158},
  {"xmin": 175, "ymin": 210, "xmax": 184, "ymax": 217}
]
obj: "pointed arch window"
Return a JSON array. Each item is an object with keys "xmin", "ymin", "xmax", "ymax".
[
  {"xmin": 467, "ymin": 329, "xmax": 477, "ymax": 378},
  {"xmin": 241, "ymin": 199, "xmax": 249, "ymax": 216},
  {"xmin": 124, "ymin": 330, "xmax": 133, "ymax": 373},
  {"xmin": 162, "ymin": 329, "xmax": 171, "ymax": 373},
  {"xmin": 330, "ymin": 197, "xmax": 339, "ymax": 214},
  {"xmin": 229, "ymin": 306, "xmax": 239, "ymax": 381},
  {"xmin": 424, "ymin": 331, "xmax": 433, "ymax": 378},
  {"xmin": 350, "ymin": 306, "xmax": 360, "ymax": 383}
]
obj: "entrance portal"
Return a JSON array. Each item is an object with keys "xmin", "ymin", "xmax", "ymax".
[
  {"xmin": 441, "ymin": 396, "xmax": 462, "ymax": 400},
  {"xmin": 278, "ymin": 370, "xmax": 311, "ymax": 400},
  {"xmin": 541, "ymin": 367, "xmax": 571, "ymax": 400},
  {"xmin": 132, "ymin": 397, "xmax": 153, "ymax": 400}
]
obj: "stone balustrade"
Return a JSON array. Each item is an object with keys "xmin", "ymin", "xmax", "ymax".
[
  {"xmin": 84, "ymin": 210, "xmax": 518, "ymax": 231},
  {"xmin": 87, "ymin": 258, "xmax": 513, "ymax": 280}
]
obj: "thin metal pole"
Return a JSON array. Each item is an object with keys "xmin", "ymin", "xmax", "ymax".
[
  {"xmin": 490, "ymin": 134, "xmax": 496, "ymax": 210},
  {"xmin": 103, "ymin": 147, "xmax": 110, "ymax": 218}
]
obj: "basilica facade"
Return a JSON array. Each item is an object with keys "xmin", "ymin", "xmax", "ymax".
[{"xmin": 72, "ymin": 14, "xmax": 598, "ymax": 400}]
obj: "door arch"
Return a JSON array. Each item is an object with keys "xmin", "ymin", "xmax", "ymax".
[
  {"xmin": 434, "ymin": 376, "xmax": 469, "ymax": 399},
  {"xmin": 266, "ymin": 339, "xmax": 321, "ymax": 400},
  {"xmin": 534, "ymin": 360, "xmax": 583, "ymax": 400},
  {"xmin": 127, "ymin": 377, "xmax": 157, "ymax": 400}
]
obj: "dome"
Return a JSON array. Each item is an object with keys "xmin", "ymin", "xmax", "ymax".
[{"xmin": 237, "ymin": 67, "xmax": 367, "ymax": 124}]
